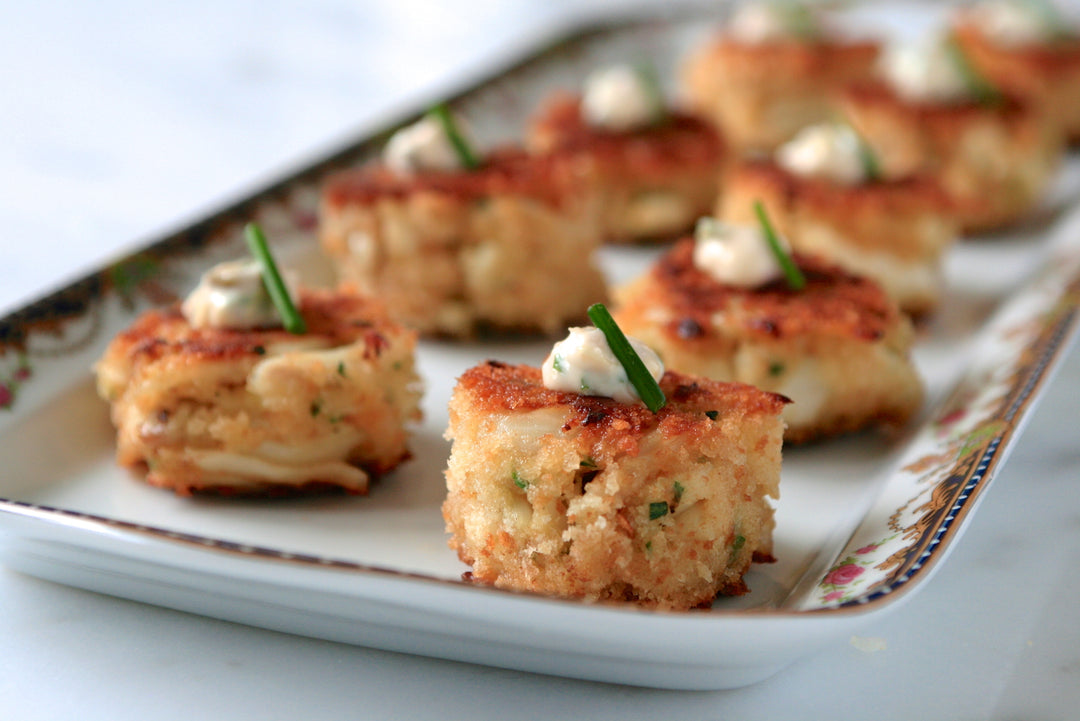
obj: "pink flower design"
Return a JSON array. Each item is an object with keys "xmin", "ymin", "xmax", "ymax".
[
  {"xmin": 824, "ymin": 563, "xmax": 864, "ymax": 587},
  {"xmin": 856, "ymin": 544, "xmax": 879, "ymax": 555},
  {"xmin": 0, "ymin": 384, "xmax": 12, "ymax": 408},
  {"xmin": 824, "ymin": 591, "xmax": 844, "ymax": 602}
]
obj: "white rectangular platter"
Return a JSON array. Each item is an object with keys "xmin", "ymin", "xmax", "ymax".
[{"xmin": 1, "ymin": 4, "xmax": 1079, "ymax": 690}]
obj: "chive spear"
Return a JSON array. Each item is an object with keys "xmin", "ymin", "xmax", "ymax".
[
  {"xmin": 753, "ymin": 200, "xmax": 806, "ymax": 291},
  {"xmin": 855, "ymin": 132, "xmax": 882, "ymax": 182},
  {"xmin": 244, "ymin": 222, "xmax": 306, "ymax": 335},
  {"xmin": 944, "ymin": 36, "xmax": 1003, "ymax": 107},
  {"xmin": 587, "ymin": 303, "xmax": 667, "ymax": 413},
  {"xmin": 427, "ymin": 103, "xmax": 480, "ymax": 170}
]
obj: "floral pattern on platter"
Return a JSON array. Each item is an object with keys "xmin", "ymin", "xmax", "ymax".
[
  {"xmin": 811, "ymin": 250, "xmax": 1080, "ymax": 610},
  {"xmin": 0, "ymin": 355, "xmax": 31, "ymax": 411},
  {"xmin": 818, "ymin": 536, "xmax": 898, "ymax": 605}
]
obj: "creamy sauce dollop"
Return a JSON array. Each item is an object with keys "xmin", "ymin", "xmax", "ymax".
[
  {"xmin": 880, "ymin": 37, "xmax": 972, "ymax": 103},
  {"xmin": 581, "ymin": 64, "xmax": 664, "ymax": 131},
  {"xmin": 776, "ymin": 123, "xmax": 869, "ymax": 185},
  {"xmin": 383, "ymin": 114, "xmax": 477, "ymax": 174},
  {"xmin": 728, "ymin": 1, "xmax": 822, "ymax": 44},
  {"xmin": 692, "ymin": 217, "xmax": 788, "ymax": 287},
  {"xmin": 967, "ymin": 0, "xmax": 1064, "ymax": 47},
  {"xmin": 542, "ymin": 326, "xmax": 664, "ymax": 405},
  {"xmin": 181, "ymin": 259, "xmax": 299, "ymax": 330}
]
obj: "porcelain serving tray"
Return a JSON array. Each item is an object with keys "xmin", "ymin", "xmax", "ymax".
[{"xmin": 2, "ymin": 4, "xmax": 1079, "ymax": 690}]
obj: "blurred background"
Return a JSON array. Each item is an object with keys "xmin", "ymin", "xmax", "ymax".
[{"xmin": 0, "ymin": 0, "xmax": 644, "ymax": 314}]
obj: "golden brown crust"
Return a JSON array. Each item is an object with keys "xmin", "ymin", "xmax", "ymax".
[
  {"xmin": 105, "ymin": 289, "xmax": 397, "ymax": 371},
  {"xmin": 613, "ymin": 239, "xmax": 923, "ymax": 443},
  {"xmin": 96, "ymin": 287, "xmax": 422, "ymax": 497},
  {"xmin": 322, "ymin": 147, "xmax": 579, "ymax": 209},
  {"xmin": 952, "ymin": 21, "xmax": 1080, "ymax": 141},
  {"xmin": 643, "ymin": 239, "xmax": 898, "ymax": 343},
  {"xmin": 526, "ymin": 93, "xmax": 726, "ymax": 243},
  {"xmin": 681, "ymin": 34, "xmax": 879, "ymax": 152},
  {"xmin": 723, "ymin": 160, "xmax": 952, "ymax": 260},
  {"xmin": 442, "ymin": 359, "xmax": 785, "ymax": 609},
  {"xmin": 318, "ymin": 146, "xmax": 606, "ymax": 338},
  {"xmin": 842, "ymin": 79, "xmax": 1032, "ymax": 135},
  {"xmin": 718, "ymin": 160, "xmax": 956, "ymax": 315},
  {"xmin": 528, "ymin": 94, "xmax": 726, "ymax": 173},
  {"xmin": 457, "ymin": 360, "xmax": 787, "ymax": 426},
  {"xmin": 841, "ymin": 79, "xmax": 1063, "ymax": 232}
]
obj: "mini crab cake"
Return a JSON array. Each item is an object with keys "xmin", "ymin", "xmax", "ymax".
[
  {"xmin": 718, "ymin": 124, "xmax": 956, "ymax": 316},
  {"xmin": 953, "ymin": 1, "xmax": 1080, "ymax": 143},
  {"xmin": 613, "ymin": 231, "xmax": 923, "ymax": 444},
  {"xmin": 95, "ymin": 262, "xmax": 422, "ymax": 496},
  {"xmin": 442, "ymin": 357, "xmax": 785, "ymax": 610},
  {"xmin": 842, "ymin": 36, "xmax": 1063, "ymax": 233},
  {"xmin": 319, "ymin": 110, "xmax": 606, "ymax": 338},
  {"xmin": 527, "ymin": 65, "xmax": 726, "ymax": 243},
  {"xmin": 681, "ymin": 1, "xmax": 879, "ymax": 153}
]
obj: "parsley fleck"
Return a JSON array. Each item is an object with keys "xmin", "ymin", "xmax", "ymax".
[
  {"xmin": 649, "ymin": 501, "xmax": 669, "ymax": 520},
  {"xmin": 768, "ymin": 362, "xmax": 785, "ymax": 377},
  {"xmin": 310, "ymin": 401, "xmax": 322, "ymax": 417},
  {"xmin": 732, "ymin": 534, "xmax": 746, "ymax": 551},
  {"xmin": 337, "ymin": 361, "xmax": 347, "ymax": 377},
  {"xmin": 705, "ymin": 410, "xmax": 719, "ymax": 421},
  {"xmin": 580, "ymin": 457, "xmax": 597, "ymax": 468},
  {"xmin": 511, "ymin": 470, "xmax": 529, "ymax": 490},
  {"xmin": 673, "ymin": 481, "xmax": 685, "ymax": 504},
  {"xmin": 253, "ymin": 345, "xmax": 266, "ymax": 355}
]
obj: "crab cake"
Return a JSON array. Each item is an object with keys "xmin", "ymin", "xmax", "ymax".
[
  {"xmin": 842, "ymin": 36, "xmax": 1063, "ymax": 234},
  {"xmin": 953, "ymin": 2, "xmax": 1080, "ymax": 143},
  {"xmin": 95, "ymin": 284, "xmax": 423, "ymax": 496},
  {"xmin": 527, "ymin": 66, "xmax": 726, "ymax": 243},
  {"xmin": 681, "ymin": 2, "xmax": 879, "ymax": 153},
  {"xmin": 718, "ymin": 124, "xmax": 956, "ymax": 316},
  {"xmin": 319, "ymin": 110, "xmax": 606, "ymax": 339},
  {"xmin": 613, "ymin": 236, "xmax": 923, "ymax": 444},
  {"xmin": 442, "ymin": 359, "xmax": 785, "ymax": 610}
]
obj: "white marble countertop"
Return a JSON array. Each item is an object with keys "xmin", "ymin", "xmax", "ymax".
[{"xmin": 2, "ymin": 1, "xmax": 1080, "ymax": 718}]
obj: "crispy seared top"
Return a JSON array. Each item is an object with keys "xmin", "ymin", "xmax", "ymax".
[
  {"xmin": 529, "ymin": 93, "xmax": 725, "ymax": 170},
  {"xmin": 732, "ymin": 159, "xmax": 952, "ymax": 214},
  {"xmin": 842, "ymin": 79, "xmax": 1032, "ymax": 127},
  {"xmin": 457, "ymin": 360, "xmax": 787, "ymax": 435},
  {"xmin": 648, "ymin": 239, "xmax": 898, "ymax": 342},
  {"xmin": 704, "ymin": 34, "xmax": 879, "ymax": 73},
  {"xmin": 322, "ymin": 146, "xmax": 582, "ymax": 208},
  {"xmin": 953, "ymin": 21, "xmax": 1080, "ymax": 72},
  {"xmin": 107, "ymin": 287, "xmax": 405, "ymax": 366}
]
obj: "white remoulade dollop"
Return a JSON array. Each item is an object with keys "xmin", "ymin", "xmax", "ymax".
[
  {"xmin": 692, "ymin": 217, "xmax": 788, "ymax": 288},
  {"xmin": 581, "ymin": 64, "xmax": 664, "ymax": 132},
  {"xmin": 727, "ymin": 1, "xmax": 822, "ymax": 44},
  {"xmin": 775, "ymin": 123, "xmax": 870, "ymax": 185},
  {"xmin": 880, "ymin": 36, "xmax": 973, "ymax": 103},
  {"xmin": 383, "ymin": 113, "xmax": 477, "ymax": 174},
  {"xmin": 181, "ymin": 259, "xmax": 300, "ymax": 330},
  {"xmin": 542, "ymin": 327, "xmax": 664, "ymax": 405},
  {"xmin": 966, "ymin": 0, "xmax": 1065, "ymax": 47}
]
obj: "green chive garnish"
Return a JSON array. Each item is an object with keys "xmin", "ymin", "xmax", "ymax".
[
  {"xmin": 945, "ymin": 37, "xmax": 1003, "ymax": 107},
  {"xmin": 649, "ymin": 501, "xmax": 670, "ymax": 520},
  {"xmin": 244, "ymin": 222, "xmax": 306, "ymax": 334},
  {"xmin": 855, "ymin": 134, "xmax": 881, "ymax": 182},
  {"xmin": 634, "ymin": 62, "xmax": 667, "ymax": 126},
  {"xmin": 587, "ymin": 303, "xmax": 667, "ymax": 413},
  {"xmin": 427, "ymin": 103, "xmax": 480, "ymax": 170},
  {"xmin": 753, "ymin": 200, "xmax": 805, "ymax": 291}
]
